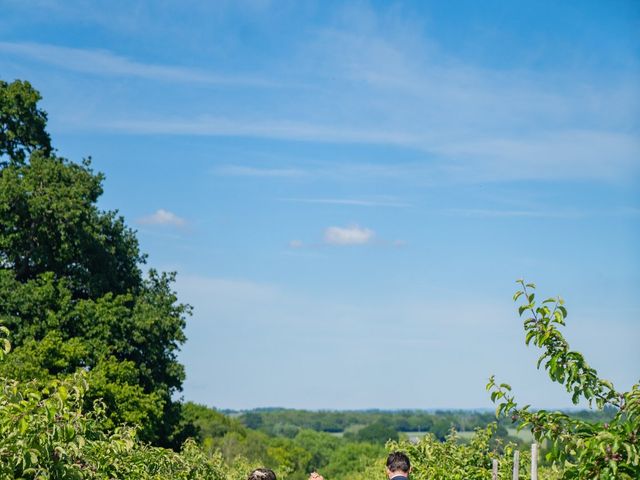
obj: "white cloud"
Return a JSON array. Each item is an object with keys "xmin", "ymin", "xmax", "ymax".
[
  {"xmin": 431, "ymin": 130, "xmax": 640, "ymax": 183},
  {"xmin": 137, "ymin": 209, "xmax": 186, "ymax": 227},
  {"xmin": 288, "ymin": 240, "xmax": 304, "ymax": 248},
  {"xmin": 444, "ymin": 208, "xmax": 586, "ymax": 219},
  {"xmin": 214, "ymin": 165, "xmax": 307, "ymax": 178},
  {"xmin": 0, "ymin": 41, "xmax": 271, "ymax": 86},
  {"xmin": 283, "ymin": 197, "xmax": 411, "ymax": 207},
  {"xmin": 88, "ymin": 120, "xmax": 639, "ymax": 183},
  {"xmin": 324, "ymin": 225, "xmax": 374, "ymax": 245},
  {"xmin": 442, "ymin": 206, "xmax": 640, "ymax": 219},
  {"xmin": 100, "ymin": 117, "xmax": 418, "ymax": 146}
]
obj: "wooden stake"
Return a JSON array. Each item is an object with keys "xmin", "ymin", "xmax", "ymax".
[
  {"xmin": 492, "ymin": 458, "xmax": 499, "ymax": 480},
  {"xmin": 531, "ymin": 443, "xmax": 538, "ymax": 480},
  {"xmin": 512, "ymin": 450, "xmax": 520, "ymax": 480}
]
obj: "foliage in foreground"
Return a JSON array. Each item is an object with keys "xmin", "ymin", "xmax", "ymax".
[
  {"xmin": 383, "ymin": 424, "xmax": 560, "ymax": 480},
  {"xmin": 1, "ymin": 320, "xmax": 558, "ymax": 480},
  {"xmin": 488, "ymin": 280, "xmax": 639, "ymax": 479},
  {"xmin": 0, "ymin": 326, "xmax": 253, "ymax": 479}
]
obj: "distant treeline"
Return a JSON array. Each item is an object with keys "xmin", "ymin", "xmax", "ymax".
[{"xmin": 219, "ymin": 407, "xmax": 616, "ymax": 441}]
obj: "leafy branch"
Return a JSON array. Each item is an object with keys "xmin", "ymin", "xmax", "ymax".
[
  {"xmin": 512, "ymin": 280, "xmax": 620, "ymax": 409},
  {"xmin": 487, "ymin": 281, "xmax": 639, "ymax": 478}
]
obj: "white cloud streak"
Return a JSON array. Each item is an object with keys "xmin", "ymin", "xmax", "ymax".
[
  {"xmin": 445, "ymin": 206, "xmax": 640, "ymax": 219},
  {"xmin": 94, "ymin": 117, "xmax": 639, "ymax": 182},
  {"xmin": 137, "ymin": 209, "xmax": 186, "ymax": 227},
  {"xmin": 324, "ymin": 225, "xmax": 375, "ymax": 245},
  {"xmin": 100, "ymin": 117, "xmax": 419, "ymax": 146},
  {"xmin": 0, "ymin": 41, "xmax": 272, "ymax": 86},
  {"xmin": 213, "ymin": 165, "xmax": 307, "ymax": 178},
  {"xmin": 444, "ymin": 208, "xmax": 586, "ymax": 219},
  {"xmin": 282, "ymin": 198, "xmax": 411, "ymax": 207}
]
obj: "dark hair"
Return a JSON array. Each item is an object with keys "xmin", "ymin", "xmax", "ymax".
[
  {"xmin": 386, "ymin": 451, "xmax": 411, "ymax": 473},
  {"xmin": 248, "ymin": 468, "xmax": 276, "ymax": 480}
]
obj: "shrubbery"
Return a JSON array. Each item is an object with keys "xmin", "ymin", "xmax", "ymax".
[{"xmin": 0, "ymin": 326, "xmax": 251, "ymax": 479}]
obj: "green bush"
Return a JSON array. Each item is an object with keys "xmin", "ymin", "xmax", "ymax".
[{"xmin": 0, "ymin": 325, "xmax": 253, "ymax": 479}]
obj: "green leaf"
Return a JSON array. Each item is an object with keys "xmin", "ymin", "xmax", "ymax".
[
  {"xmin": 19, "ymin": 417, "xmax": 28, "ymax": 434},
  {"xmin": 525, "ymin": 331, "xmax": 536, "ymax": 345},
  {"xmin": 58, "ymin": 386, "xmax": 68, "ymax": 402},
  {"xmin": 553, "ymin": 310, "xmax": 564, "ymax": 324}
]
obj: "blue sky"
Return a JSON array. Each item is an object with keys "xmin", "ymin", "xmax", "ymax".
[{"xmin": 1, "ymin": 0, "xmax": 638, "ymax": 410}]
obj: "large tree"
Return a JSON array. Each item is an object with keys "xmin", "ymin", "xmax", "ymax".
[
  {"xmin": 0, "ymin": 79, "xmax": 51, "ymax": 166},
  {"xmin": 0, "ymin": 79, "xmax": 193, "ymax": 447}
]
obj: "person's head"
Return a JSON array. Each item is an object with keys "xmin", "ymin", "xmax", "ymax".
[
  {"xmin": 248, "ymin": 468, "xmax": 276, "ymax": 480},
  {"xmin": 386, "ymin": 451, "xmax": 411, "ymax": 478}
]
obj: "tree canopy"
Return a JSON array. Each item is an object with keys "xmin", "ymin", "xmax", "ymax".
[
  {"xmin": 0, "ymin": 79, "xmax": 51, "ymax": 166},
  {"xmin": 0, "ymin": 79, "xmax": 191, "ymax": 447}
]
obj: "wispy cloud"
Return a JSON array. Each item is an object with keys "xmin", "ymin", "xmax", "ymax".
[
  {"xmin": 92, "ymin": 117, "xmax": 639, "ymax": 182},
  {"xmin": 324, "ymin": 225, "xmax": 375, "ymax": 245},
  {"xmin": 444, "ymin": 208, "xmax": 587, "ymax": 219},
  {"xmin": 444, "ymin": 205, "xmax": 640, "ymax": 219},
  {"xmin": 214, "ymin": 165, "xmax": 307, "ymax": 178},
  {"xmin": 212, "ymin": 162, "xmax": 430, "ymax": 183},
  {"xmin": 282, "ymin": 197, "xmax": 411, "ymax": 207},
  {"xmin": 289, "ymin": 225, "xmax": 405, "ymax": 249},
  {"xmin": 137, "ymin": 209, "xmax": 187, "ymax": 227},
  {"xmin": 100, "ymin": 117, "xmax": 419, "ymax": 146},
  {"xmin": 6, "ymin": 4, "xmax": 639, "ymax": 185},
  {"xmin": 432, "ymin": 131, "xmax": 640, "ymax": 183},
  {"xmin": 0, "ymin": 41, "xmax": 272, "ymax": 86}
]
